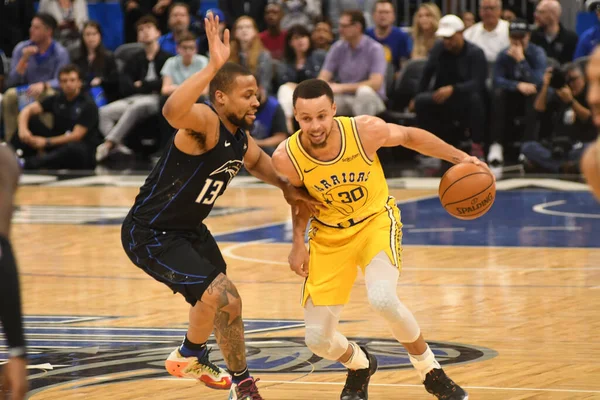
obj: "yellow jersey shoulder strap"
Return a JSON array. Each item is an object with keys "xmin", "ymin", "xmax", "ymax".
[{"xmin": 341, "ymin": 116, "xmax": 374, "ymax": 166}]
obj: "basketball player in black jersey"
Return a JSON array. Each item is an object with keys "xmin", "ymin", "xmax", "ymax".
[
  {"xmin": 121, "ymin": 13, "xmax": 318, "ymax": 400},
  {"xmin": 0, "ymin": 145, "xmax": 28, "ymax": 400}
]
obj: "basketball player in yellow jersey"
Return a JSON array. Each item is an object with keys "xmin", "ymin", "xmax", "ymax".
[
  {"xmin": 272, "ymin": 79, "xmax": 492, "ymax": 400},
  {"xmin": 582, "ymin": 47, "xmax": 600, "ymax": 201}
]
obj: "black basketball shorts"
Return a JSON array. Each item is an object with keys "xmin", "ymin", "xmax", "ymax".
[{"xmin": 121, "ymin": 215, "xmax": 227, "ymax": 306}]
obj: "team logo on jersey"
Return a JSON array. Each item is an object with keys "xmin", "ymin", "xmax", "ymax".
[
  {"xmin": 7, "ymin": 316, "xmax": 496, "ymax": 395},
  {"xmin": 210, "ymin": 160, "xmax": 244, "ymax": 185}
]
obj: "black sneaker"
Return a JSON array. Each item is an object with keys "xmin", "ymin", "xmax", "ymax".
[
  {"xmin": 340, "ymin": 346, "xmax": 378, "ymax": 400},
  {"xmin": 423, "ymin": 368, "xmax": 468, "ymax": 400}
]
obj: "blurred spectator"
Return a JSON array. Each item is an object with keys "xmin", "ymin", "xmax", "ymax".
[
  {"xmin": 410, "ymin": 3, "xmax": 441, "ymax": 59},
  {"xmin": 159, "ymin": 3, "xmax": 195, "ymax": 55},
  {"xmin": 122, "ymin": 0, "xmax": 170, "ymax": 43},
  {"xmin": 502, "ymin": 7, "xmax": 518, "ymax": 22},
  {"xmin": 4, "ymin": 13, "xmax": 70, "ymax": 142},
  {"xmin": 218, "ymin": 0, "xmax": 268, "ymax": 31},
  {"xmin": 531, "ymin": 0, "xmax": 577, "ymax": 65},
  {"xmin": 0, "ymin": 0, "xmax": 35, "ymax": 56},
  {"xmin": 490, "ymin": 19, "xmax": 547, "ymax": 165},
  {"xmin": 464, "ymin": 0, "xmax": 509, "ymax": 63},
  {"xmin": 72, "ymin": 21, "xmax": 120, "ymax": 105},
  {"xmin": 414, "ymin": 15, "xmax": 487, "ymax": 157},
  {"xmin": 575, "ymin": 3, "xmax": 600, "ymax": 60},
  {"xmin": 38, "ymin": 0, "xmax": 88, "ymax": 50},
  {"xmin": 522, "ymin": 63, "xmax": 595, "ymax": 173},
  {"xmin": 366, "ymin": 0, "xmax": 411, "ymax": 72},
  {"xmin": 318, "ymin": 10, "xmax": 387, "ymax": 116},
  {"xmin": 250, "ymin": 80, "xmax": 288, "ymax": 155},
  {"xmin": 157, "ymin": 32, "xmax": 208, "ymax": 157},
  {"xmin": 461, "ymin": 11, "xmax": 475, "ymax": 29},
  {"xmin": 96, "ymin": 16, "xmax": 170, "ymax": 162},
  {"xmin": 328, "ymin": 0, "xmax": 397, "ymax": 31},
  {"xmin": 312, "ymin": 18, "xmax": 334, "ymax": 51},
  {"xmin": 12, "ymin": 64, "xmax": 100, "ymax": 169},
  {"xmin": 259, "ymin": 3, "xmax": 286, "ymax": 60},
  {"xmin": 229, "ymin": 16, "xmax": 274, "ymax": 94},
  {"xmin": 277, "ymin": 25, "xmax": 327, "ymax": 132},
  {"xmin": 281, "ymin": 0, "xmax": 323, "ymax": 31},
  {"xmin": 0, "ymin": 51, "xmax": 4, "ymax": 131},
  {"xmin": 196, "ymin": 8, "xmax": 227, "ymax": 55}
]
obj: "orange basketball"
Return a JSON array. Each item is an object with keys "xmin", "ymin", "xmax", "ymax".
[{"xmin": 439, "ymin": 163, "xmax": 496, "ymax": 220}]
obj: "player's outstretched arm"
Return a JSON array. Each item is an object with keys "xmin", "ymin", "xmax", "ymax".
[
  {"xmin": 162, "ymin": 12, "xmax": 229, "ymax": 130},
  {"xmin": 245, "ymin": 137, "xmax": 320, "ymax": 213}
]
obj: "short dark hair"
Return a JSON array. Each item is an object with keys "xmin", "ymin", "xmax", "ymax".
[
  {"xmin": 341, "ymin": 10, "xmax": 366, "ymax": 33},
  {"xmin": 374, "ymin": 0, "xmax": 395, "ymax": 12},
  {"xmin": 209, "ymin": 62, "xmax": 254, "ymax": 103},
  {"xmin": 292, "ymin": 79, "xmax": 334, "ymax": 107},
  {"xmin": 34, "ymin": 13, "xmax": 58, "ymax": 33},
  {"xmin": 177, "ymin": 32, "xmax": 196, "ymax": 45},
  {"xmin": 136, "ymin": 15, "xmax": 159, "ymax": 31},
  {"xmin": 58, "ymin": 64, "xmax": 82, "ymax": 80}
]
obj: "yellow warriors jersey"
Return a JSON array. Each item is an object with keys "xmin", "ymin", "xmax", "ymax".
[{"xmin": 285, "ymin": 116, "xmax": 389, "ymax": 228}]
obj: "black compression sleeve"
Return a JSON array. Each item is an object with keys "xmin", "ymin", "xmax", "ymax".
[{"xmin": 0, "ymin": 235, "xmax": 26, "ymax": 353}]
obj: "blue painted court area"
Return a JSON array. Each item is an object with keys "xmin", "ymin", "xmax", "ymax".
[{"xmin": 215, "ymin": 191, "xmax": 600, "ymax": 248}]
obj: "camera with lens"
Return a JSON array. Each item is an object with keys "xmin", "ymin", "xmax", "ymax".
[
  {"xmin": 549, "ymin": 67, "xmax": 567, "ymax": 89},
  {"xmin": 543, "ymin": 136, "xmax": 573, "ymax": 160}
]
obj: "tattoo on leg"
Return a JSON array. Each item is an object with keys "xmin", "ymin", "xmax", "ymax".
[{"xmin": 210, "ymin": 276, "xmax": 247, "ymax": 371}]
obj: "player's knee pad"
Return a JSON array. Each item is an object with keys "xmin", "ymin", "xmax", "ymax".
[
  {"xmin": 365, "ymin": 253, "xmax": 421, "ymax": 343},
  {"xmin": 304, "ymin": 325, "xmax": 348, "ymax": 360}
]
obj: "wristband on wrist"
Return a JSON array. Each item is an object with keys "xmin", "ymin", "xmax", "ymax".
[{"xmin": 9, "ymin": 346, "xmax": 27, "ymax": 359}]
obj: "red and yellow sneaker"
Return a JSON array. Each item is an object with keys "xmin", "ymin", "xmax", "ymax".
[{"xmin": 165, "ymin": 348, "xmax": 232, "ymax": 390}]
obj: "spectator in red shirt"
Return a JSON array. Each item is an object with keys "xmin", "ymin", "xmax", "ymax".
[{"xmin": 259, "ymin": 2, "xmax": 286, "ymax": 60}]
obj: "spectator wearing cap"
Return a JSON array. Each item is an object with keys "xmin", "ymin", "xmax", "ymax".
[
  {"xmin": 574, "ymin": 0, "xmax": 600, "ymax": 60},
  {"xmin": 413, "ymin": 14, "xmax": 488, "ymax": 157},
  {"xmin": 531, "ymin": 0, "xmax": 578, "ymax": 65},
  {"xmin": 490, "ymin": 19, "xmax": 547, "ymax": 165},
  {"xmin": 463, "ymin": 0, "xmax": 510, "ymax": 63},
  {"xmin": 318, "ymin": 10, "xmax": 387, "ymax": 117},
  {"xmin": 3, "ymin": 13, "xmax": 70, "ymax": 142},
  {"xmin": 218, "ymin": 0, "xmax": 269, "ymax": 31},
  {"xmin": 195, "ymin": 8, "xmax": 227, "ymax": 55}
]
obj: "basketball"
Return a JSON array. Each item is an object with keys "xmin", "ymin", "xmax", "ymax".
[{"xmin": 439, "ymin": 163, "xmax": 496, "ymax": 220}]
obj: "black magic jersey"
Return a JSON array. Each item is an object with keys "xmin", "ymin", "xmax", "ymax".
[{"xmin": 130, "ymin": 108, "xmax": 248, "ymax": 231}]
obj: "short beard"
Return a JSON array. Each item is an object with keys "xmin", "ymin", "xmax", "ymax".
[{"xmin": 225, "ymin": 112, "xmax": 253, "ymax": 130}]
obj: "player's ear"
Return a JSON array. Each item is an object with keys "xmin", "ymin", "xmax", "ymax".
[
  {"xmin": 215, "ymin": 90, "xmax": 226, "ymax": 106},
  {"xmin": 293, "ymin": 107, "xmax": 299, "ymax": 122},
  {"xmin": 331, "ymin": 101, "xmax": 337, "ymax": 117}
]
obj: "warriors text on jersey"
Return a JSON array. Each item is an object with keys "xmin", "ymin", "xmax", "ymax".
[
  {"xmin": 129, "ymin": 108, "xmax": 248, "ymax": 231},
  {"xmin": 285, "ymin": 116, "xmax": 389, "ymax": 228}
]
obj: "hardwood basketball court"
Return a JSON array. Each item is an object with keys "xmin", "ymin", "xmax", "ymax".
[{"xmin": 4, "ymin": 173, "xmax": 600, "ymax": 399}]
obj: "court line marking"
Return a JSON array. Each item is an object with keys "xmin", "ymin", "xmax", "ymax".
[
  {"xmin": 221, "ymin": 241, "xmax": 600, "ymax": 272},
  {"xmin": 157, "ymin": 377, "xmax": 600, "ymax": 394},
  {"xmin": 533, "ymin": 200, "xmax": 600, "ymax": 219}
]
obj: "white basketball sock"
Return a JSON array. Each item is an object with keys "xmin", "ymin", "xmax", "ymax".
[
  {"xmin": 341, "ymin": 342, "xmax": 369, "ymax": 370},
  {"xmin": 409, "ymin": 345, "xmax": 441, "ymax": 381}
]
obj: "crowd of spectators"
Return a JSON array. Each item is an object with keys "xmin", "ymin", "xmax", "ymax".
[{"xmin": 0, "ymin": 0, "xmax": 596, "ymax": 176}]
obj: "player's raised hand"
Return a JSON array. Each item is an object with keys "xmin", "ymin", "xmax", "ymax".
[{"xmin": 205, "ymin": 12, "xmax": 230, "ymax": 69}]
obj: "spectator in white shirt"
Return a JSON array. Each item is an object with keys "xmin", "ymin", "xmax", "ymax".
[{"xmin": 464, "ymin": 0, "xmax": 509, "ymax": 62}]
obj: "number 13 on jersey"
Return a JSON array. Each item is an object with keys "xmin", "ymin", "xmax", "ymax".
[{"xmin": 195, "ymin": 178, "xmax": 224, "ymax": 205}]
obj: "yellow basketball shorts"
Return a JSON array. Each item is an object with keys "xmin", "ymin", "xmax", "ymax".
[{"xmin": 301, "ymin": 197, "xmax": 403, "ymax": 307}]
